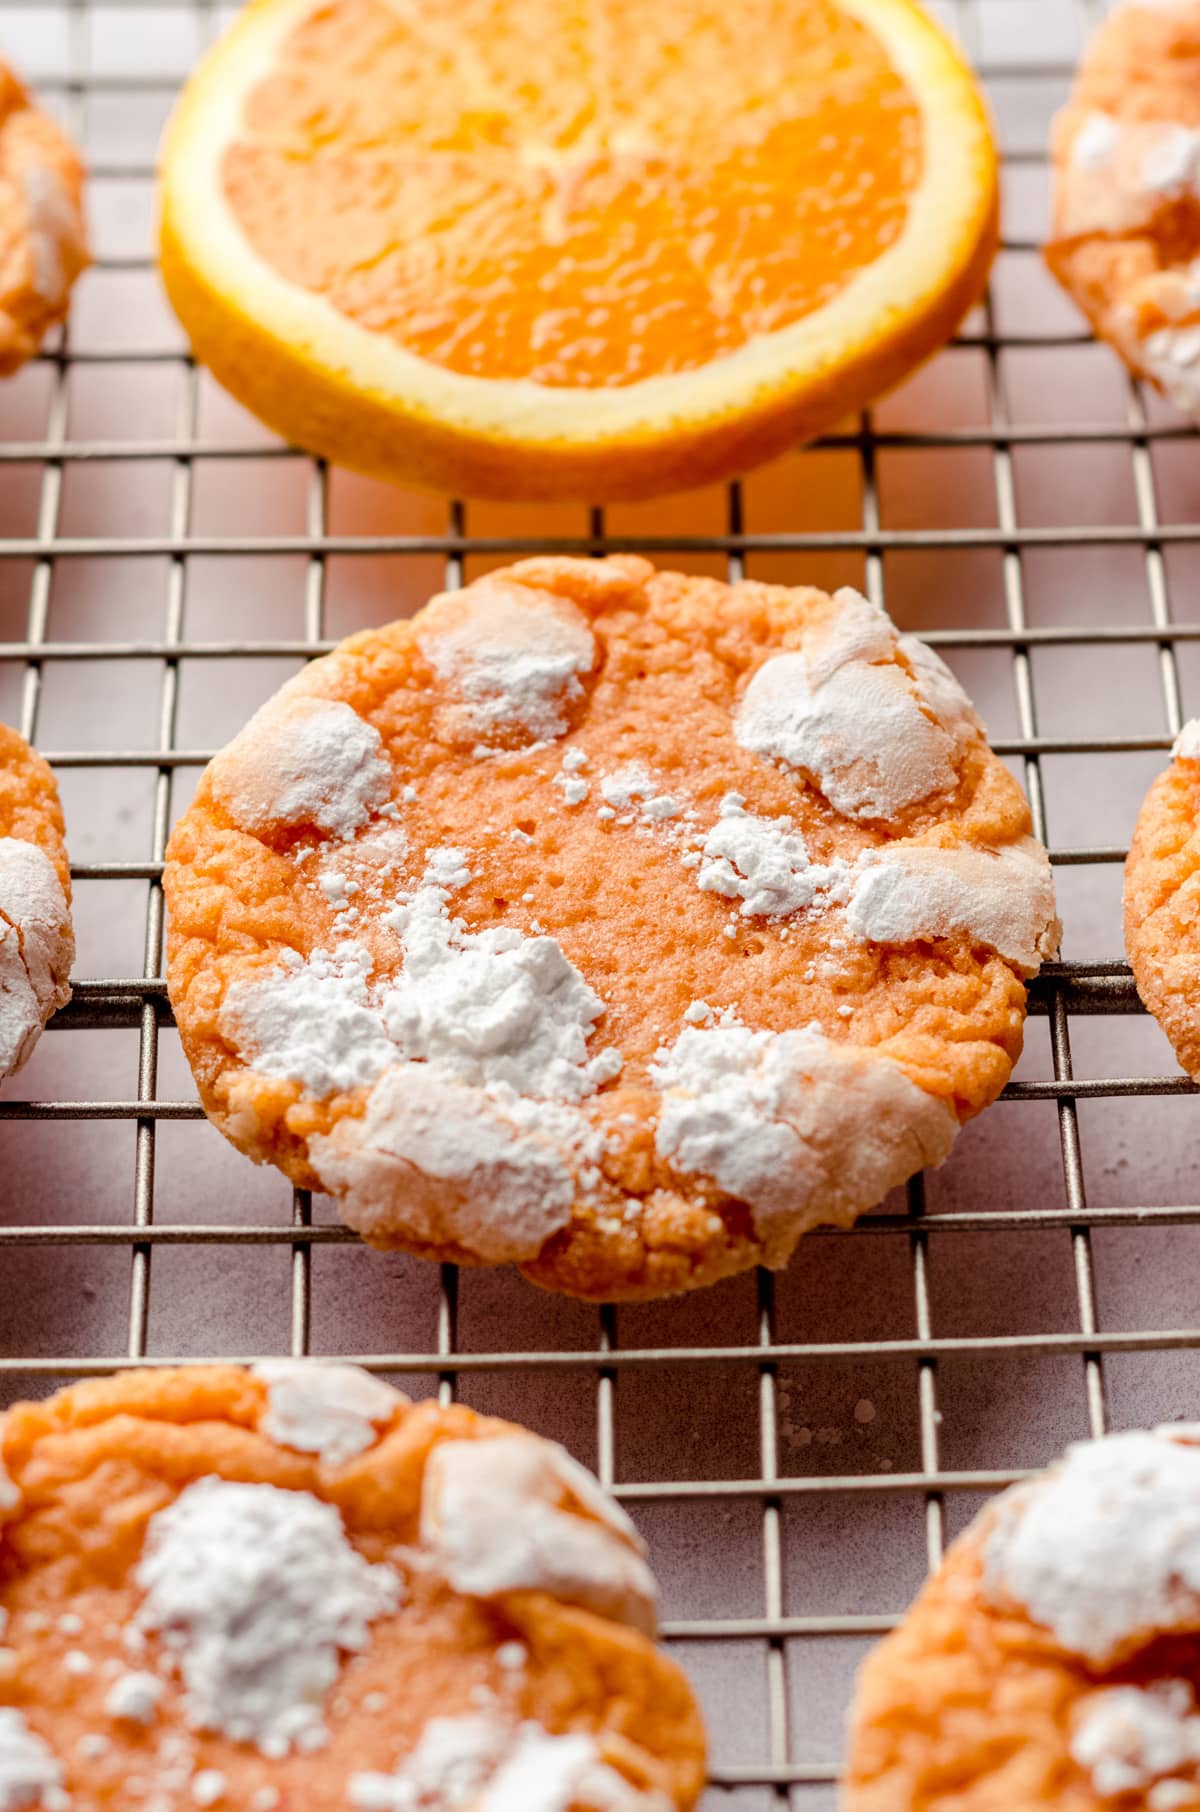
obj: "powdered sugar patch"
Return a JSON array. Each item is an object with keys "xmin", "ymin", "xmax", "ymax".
[
  {"xmin": 221, "ymin": 849, "xmax": 622, "ymax": 1102},
  {"xmin": 845, "ymin": 836, "xmax": 1059, "ymax": 974},
  {"xmin": 651, "ymin": 1020, "xmax": 956, "ymax": 1252},
  {"xmin": 208, "ymin": 695, "xmax": 391, "ymax": 838},
  {"xmin": 696, "ymin": 794, "xmax": 854, "ymax": 918},
  {"xmin": 417, "ymin": 579, "xmax": 595, "ymax": 747},
  {"xmin": 1072, "ymin": 1681, "xmax": 1200, "ymax": 1804},
  {"xmin": 0, "ymin": 1709, "xmax": 68, "ymax": 1812},
  {"xmin": 134, "ymin": 1478, "xmax": 400, "ymax": 1756},
  {"xmin": 983, "ymin": 1426, "xmax": 1200, "ymax": 1663},
  {"xmin": 421, "ymin": 1434, "xmax": 657, "ymax": 1634},
  {"xmin": 0, "ymin": 838, "xmax": 73, "ymax": 1080},
  {"xmin": 347, "ymin": 1715, "xmax": 671, "ymax": 1812},
  {"xmin": 734, "ymin": 589, "xmax": 974, "ymax": 821},
  {"xmin": 253, "ymin": 1360, "xmax": 402, "ymax": 1465}
]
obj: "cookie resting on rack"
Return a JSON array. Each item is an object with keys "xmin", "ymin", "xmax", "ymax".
[
  {"xmin": 0, "ymin": 1361, "xmax": 705, "ymax": 1812},
  {"xmin": 0, "ymin": 60, "xmax": 87, "ymax": 374},
  {"xmin": 844, "ymin": 1421, "xmax": 1200, "ymax": 1811},
  {"xmin": 0, "ymin": 722, "xmax": 73, "ymax": 1081},
  {"xmin": 1046, "ymin": 0, "xmax": 1200, "ymax": 415},
  {"xmin": 163, "ymin": 556, "xmax": 1060, "ymax": 1300},
  {"xmin": 1125, "ymin": 718, "xmax": 1200, "ymax": 1077}
]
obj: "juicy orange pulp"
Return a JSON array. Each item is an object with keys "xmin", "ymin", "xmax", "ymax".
[{"xmin": 222, "ymin": 0, "xmax": 922, "ymax": 387}]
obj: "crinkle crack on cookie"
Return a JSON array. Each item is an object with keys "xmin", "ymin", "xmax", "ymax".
[
  {"xmin": 1047, "ymin": 0, "xmax": 1200, "ymax": 413},
  {"xmin": 1125, "ymin": 716, "xmax": 1200, "ymax": 1080},
  {"xmin": 165, "ymin": 557, "xmax": 1059, "ymax": 1300},
  {"xmin": 0, "ymin": 1364, "xmax": 705, "ymax": 1811},
  {"xmin": 0, "ymin": 723, "xmax": 73, "ymax": 1082},
  {"xmin": 0, "ymin": 60, "xmax": 88, "ymax": 374},
  {"xmin": 845, "ymin": 1421, "xmax": 1200, "ymax": 1812}
]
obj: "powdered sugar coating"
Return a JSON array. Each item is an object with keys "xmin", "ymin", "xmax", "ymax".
[
  {"xmin": 252, "ymin": 1360, "xmax": 402, "ymax": 1466},
  {"xmin": 696, "ymin": 795, "xmax": 853, "ymax": 918},
  {"xmin": 208, "ymin": 696, "xmax": 391, "ymax": 838},
  {"xmin": 21, "ymin": 165, "xmax": 78, "ymax": 308},
  {"xmin": 1072, "ymin": 1681, "xmax": 1200, "ymax": 1802},
  {"xmin": 309, "ymin": 1062, "xmax": 580, "ymax": 1262},
  {"xmin": 983, "ymin": 1427, "xmax": 1200, "ymax": 1664},
  {"xmin": 651, "ymin": 1022, "xmax": 957, "ymax": 1253},
  {"xmin": 1175, "ymin": 719, "xmax": 1200, "ymax": 761},
  {"xmin": 421, "ymin": 1433, "xmax": 657, "ymax": 1635},
  {"xmin": 845, "ymin": 836, "xmax": 1060, "ymax": 975},
  {"xmin": 0, "ymin": 1710, "xmax": 66, "ymax": 1812},
  {"xmin": 134, "ymin": 1478, "xmax": 400, "ymax": 1755},
  {"xmin": 0, "ymin": 837, "xmax": 73, "ymax": 1080},
  {"xmin": 222, "ymin": 852, "xmax": 621, "ymax": 1104},
  {"xmin": 348, "ymin": 1716, "xmax": 671, "ymax": 1812},
  {"xmin": 1142, "ymin": 323, "xmax": 1200, "ymax": 418},
  {"xmin": 417, "ymin": 579, "xmax": 595, "ymax": 748},
  {"xmin": 734, "ymin": 591, "xmax": 971, "ymax": 821}
]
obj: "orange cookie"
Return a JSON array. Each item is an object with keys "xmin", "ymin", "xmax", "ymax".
[
  {"xmin": 1047, "ymin": 1, "xmax": 1200, "ymax": 413},
  {"xmin": 0, "ymin": 1362, "xmax": 705, "ymax": 1811},
  {"xmin": 0, "ymin": 722, "xmax": 73, "ymax": 1081},
  {"xmin": 0, "ymin": 62, "xmax": 88, "ymax": 374},
  {"xmin": 1125, "ymin": 718, "xmax": 1200, "ymax": 1077},
  {"xmin": 163, "ymin": 557, "xmax": 1059, "ymax": 1300},
  {"xmin": 844, "ymin": 1422, "xmax": 1200, "ymax": 1811}
]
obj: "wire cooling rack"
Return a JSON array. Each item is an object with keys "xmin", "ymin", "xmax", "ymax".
[{"xmin": 6, "ymin": 0, "xmax": 1200, "ymax": 1805}]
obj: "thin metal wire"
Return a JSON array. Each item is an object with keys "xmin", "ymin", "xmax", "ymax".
[{"xmin": 5, "ymin": 0, "xmax": 1200, "ymax": 1797}]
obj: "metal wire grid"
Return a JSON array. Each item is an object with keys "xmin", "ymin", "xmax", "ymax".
[{"xmin": 1, "ymin": 0, "xmax": 1198, "ymax": 1801}]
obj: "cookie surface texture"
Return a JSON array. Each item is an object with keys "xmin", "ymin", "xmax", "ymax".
[
  {"xmin": 0, "ymin": 1363, "xmax": 705, "ymax": 1810},
  {"xmin": 0, "ymin": 721, "xmax": 73, "ymax": 1081},
  {"xmin": 164, "ymin": 557, "xmax": 1059, "ymax": 1300},
  {"xmin": 1047, "ymin": 0, "xmax": 1200, "ymax": 413},
  {"xmin": 0, "ymin": 61, "xmax": 88, "ymax": 374},
  {"xmin": 1125, "ymin": 717, "xmax": 1200, "ymax": 1077},
  {"xmin": 845, "ymin": 1421, "xmax": 1200, "ymax": 1810}
]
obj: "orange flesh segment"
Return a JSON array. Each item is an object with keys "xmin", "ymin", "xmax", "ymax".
[{"xmin": 221, "ymin": 0, "xmax": 923, "ymax": 387}]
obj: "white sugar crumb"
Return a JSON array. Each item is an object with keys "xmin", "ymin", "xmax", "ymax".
[
  {"xmin": 1142, "ymin": 323, "xmax": 1200, "ymax": 417},
  {"xmin": 734, "ymin": 589, "xmax": 976, "ymax": 822},
  {"xmin": 133, "ymin": 1478, "xmax": 399, "ymax": 1755},
  {"xmin": 1072, "ymin": 1681, "xmax": 1200, "ymax": 1802},
  {"xmin": 845, "ymin": 837, "xmax": 1059, "ymax": 975},
  {"xmin": 348, "ymin": 1714, "xmax": 671, "ymax": 1812},
  {"xmin": 1071, "ymin": 109, "xmax": 1121, "ymax": 171},
  {"xmin": 250, "ymin": 1790, "xmax": 280, "ymax": 1812},
  {"xmin": 651, "ymin": 1023, "xmax": 956, "ymax": 1252},
  {"xmin": 209, "ymin": 695, "xmax": 391, "ymax": 839},
  {"xmin": 697, "ymin": 794, "xmax": 854, "ymax": 918},
  {"xmin": 0, "ymin": 838, "xmax": 73, "ymax": 1080},
  {"xmin": 418, "ymin": 579, "xmax": 595, "ymax": 747},
  {"xmin": 599, "ymin": 763, "xmax": 681, "ymax": 823},
  {"xmin": 421, "ymin": 1434, "xmax": 658, "ymax": 1635},
  {"xmin": 190, "ymin": 1773, "xmax": 226, "ymax": 1808},
  {"xmin": 223, "ymin": 850, "xmax": 621, "ymax": 1104},
  {"xmin": 554, "ymin": 752, "xmax": 590, "ymax": 807},
  {"xmin": 22, "ymin": 165, "xmax": 78, "ymax": 307},
  {"xmin": 983, "ymin": 1426, "xmax": 1200, "ymax": 1663},
  {"xmin": 75, "ymin": 1738, "xmax": 108, "ymax": 1762},
  {"xmin": 1174, "ymin": 719, "xmax": 1200, "ymax": 762},
  {"xmin": 56, "ymin": 1615, "xmax": 82, "ymax": 1637},
  {"xmin": 62, "ymin": 1652, "xmax": 91, "ymax": 1677},
  {"xmin": 253, "ymin": 1360, "xmax": 401, "ymax": 1466},
  {"xmin": 104, "ymin": 1672, "xmax": 164, "ymax": 1725},
  {"xmin": 0, "ymin": 1708, "xmax": 67, "ymax": 1812},
  {"xmin": 495, "ymin": 1641, "xmax": 527, "ymax": 1672}
]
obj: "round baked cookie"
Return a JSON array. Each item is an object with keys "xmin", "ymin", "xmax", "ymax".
[
  {"xmin": 1046, "ymin": 0, "xmax": 1200, "ymax": 413},
  {"xmin": 0, "ymin": 1361, "xmax": 705, "ymax": 1811},
  {"xmin": 0, "ymin": 722, "xmax": 73, "ymax": 1081},
  {"xmin": 844, "ymin": 1422, "xmax": 1200, "ymax": 1811},
  {"xmin": 164, "ymin": 556, "xmax": 1059, "ymax": 1300},
  {"xmin": 0, "ymin": 61, "xmax": 88, "ymax": 374},
  {"xmin": 1125, "ymin": 718, "xmax": 1200, "ymax": 1077}
]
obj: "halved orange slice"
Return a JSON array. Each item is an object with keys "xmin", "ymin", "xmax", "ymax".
[{"xmin": 158, "ymin": 0, "xmax": 997, "ymax": 500}]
